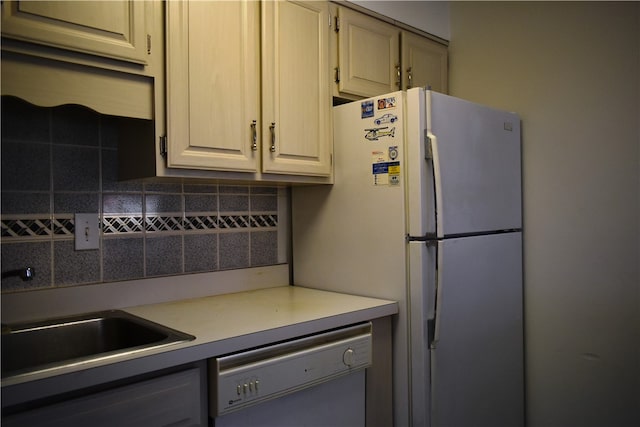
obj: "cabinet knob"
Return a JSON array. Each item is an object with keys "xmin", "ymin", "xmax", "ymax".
[
  {"xmin": 269, "ymin": 122, "xmax": 276, "ymax": 152},
  {"xmin": 407, "ymin": 67, "xmax": 413, "ymax": 89},
  {"xmin": 395, "ymin": 65, "xmax": 401, "ymax": 89}
]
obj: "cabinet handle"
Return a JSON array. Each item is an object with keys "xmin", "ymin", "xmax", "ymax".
[
  {"xmin": 270, "ymin": 122, "xmax": 276, "ymax": 152},
  {"xmin": 251, "ymin": 120, "xmax": 257, "ymax": 151},
  {"xmin": 407, "ymin": 67, "xmax": 413, "ymax": 89},
  {"xmin": 395, "ymin": 65, "xmax": 401, "ymax": 88}
]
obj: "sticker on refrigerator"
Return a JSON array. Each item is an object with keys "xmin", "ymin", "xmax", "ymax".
[
  {"xmin": 361, "ymin": 100, "xmax": 374, "ymax": 119},
  {"xmin": 374, "ymin": 113, "xmax": 398, "ymax": 126},
  {"xmin": 377, "ymin": 97, "xmax": 397, "ymax": 111},
  {"xmin": 364, "ymin": 127, "xmax": 396, "ymax": 141},
  {"xmin": 372, "ymin": 150, "xmax": 401, "ymax": 186}
]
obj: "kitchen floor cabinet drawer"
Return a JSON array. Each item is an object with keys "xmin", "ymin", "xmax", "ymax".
[{"xmin": 2, "ymin": 368, "xmax": 205, "ymax": 427}]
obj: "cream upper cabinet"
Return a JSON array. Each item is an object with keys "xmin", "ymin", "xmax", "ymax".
[
  {"xmin": 261, "ymin": 1, "xmax": 332, "ymax": 176},
  {"xmin": 166, "ymin": 0, "xmax": 260, "ymax": 172},
  {"xmin": 401, "ymin": 30, "xmax": 448, "ymax": 93},
  {"xmin": 165, "ymin": 0, "xmax": 332, "ymax": 179},
  {"xmin": 0, "ymin": 0, "xmax": 161, "ymax": 121},
  {"xmin": 1, "ymin": 1, "xmax": 148, "ymax": 65},
  {"xmin": 331, "ymin": 4, "xmax": 448, "ymax": 99},
  {"xmin": 333, "ymin": 5, "xmax": 400, "ymax": 98}
]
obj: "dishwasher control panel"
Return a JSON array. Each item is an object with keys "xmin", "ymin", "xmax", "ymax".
[{"xmin": 212, "ymin": 322, "xmax": 372, "ymax": 416}]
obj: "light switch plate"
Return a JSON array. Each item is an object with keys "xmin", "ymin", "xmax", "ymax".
[{"xmin": 75, "ymin": 213, "xmax": 100, "ymax": 250}]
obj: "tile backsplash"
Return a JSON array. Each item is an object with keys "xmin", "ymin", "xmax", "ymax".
[{"xmin": 1, "ymin": 96, "xmax": 283, "ymax": 292}]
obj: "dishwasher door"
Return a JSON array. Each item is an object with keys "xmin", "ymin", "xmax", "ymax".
[
  {"xmin": 214, "ymin": 370, "xmax": 365, "ymax": 427},
  {"xmin": 211, "ymin": 323, "xmax": 372, "ymax": 427}
]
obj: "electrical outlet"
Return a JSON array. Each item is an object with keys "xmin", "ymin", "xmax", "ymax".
[{"xmin": 75, "ymin": 213, "xmax": 100, "ymax": 250}]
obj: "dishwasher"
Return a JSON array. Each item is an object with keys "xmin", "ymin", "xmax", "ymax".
[{"xmin": 210, "ymin": 322, "xmax": 372, "ymax": 427}]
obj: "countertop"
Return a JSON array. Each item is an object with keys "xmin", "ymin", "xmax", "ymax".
[{"xmin": 2, "ymin": 286, "xmax": 398, "ymax": 407}]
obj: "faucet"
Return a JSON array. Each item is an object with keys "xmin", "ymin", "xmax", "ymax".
[{"xmin": 2, "ymin": 266, "xmax": 35, "ymax": 281}]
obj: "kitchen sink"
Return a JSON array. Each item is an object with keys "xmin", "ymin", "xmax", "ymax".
[{"xmin": 1, "ymin": 310, "xmax": 194, "ymax": 379}]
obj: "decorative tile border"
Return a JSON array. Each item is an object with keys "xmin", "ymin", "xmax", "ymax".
[
  {"xmin": 1, "ymin": 218, "xmax": 53, "ymax": 238},
  {"xmin": 53, "ymin": 218, "xmax": 75, "ymax": 236},
  {"xmin": 145, "ymin": 216, "xmax": 184, "ymax": 233},
  {"xmin": 250, "ymin": 214, "xmax": 278, "ymax": 228},
  {"xmin": 184, "ymin": 215, "xmax": 218, "ymax": 231},
  {"xmin": 102, "ymin": 216, "xmax": 144, "ymax": 234},
  {"xmin": 219, "ymin": 215, "xmax": 250, "ymax": 229},
  {"xmin": 1, "ymin": 214, "xmax": 278, "ymax": 240}
]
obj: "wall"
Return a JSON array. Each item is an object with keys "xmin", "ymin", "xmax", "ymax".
[
  {"xmin": 1, "ymin": 97, "xmax": 284, "ymax": 293},
  {"xmin": 350, "ymin": 0, "xmax": 450, "ymax": 40},
  {"xmin": 449, "ymin": 2, "xmax": 639, "ymax": 426}
]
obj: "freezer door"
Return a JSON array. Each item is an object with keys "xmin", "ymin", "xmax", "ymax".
[
  {"xmin": 427, "ymin": 91, "xmax": 521, "ymax": 237},
  {"xmin": 431, "ymin": 232, "xmax": 524, "ymax": 427},
  {"xmin": 406, "ymin": 87, "xmax": 435, "ymax": 238}
]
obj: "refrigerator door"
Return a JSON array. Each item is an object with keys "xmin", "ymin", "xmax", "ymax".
[
  {"xmin": 426, "ymin": 91, "xmax": 522, "ymax": 237},
  {"xmin": 430, "ymin": 232, "xmax": 524, "ymax": 427},
  {"xmin": 407, "ymin": 240, "xmax": 436, "ymax": 427},
  {"xmin": 406, "ymin": 88, "xmax": 435, "ymax": 239}
]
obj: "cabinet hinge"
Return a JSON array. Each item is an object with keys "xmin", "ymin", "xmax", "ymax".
[
  {"xmin": 334, "ymin": 16, "xmax": 340, "ymax": 32},
  {"xmin": 335, "ymin": 67, "xmax": 340, "ymax": 84},
  {"xmin": 147, "ymin": 34, "xmax": 151, "ymax": 55},
  {"xmin": 159, "ymin": 135, "xmax": 168, "ymax": 157}
]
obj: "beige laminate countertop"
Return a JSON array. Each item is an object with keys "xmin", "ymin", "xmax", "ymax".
[
  {"xmin": 126, "ymin": 285, "xmax": 397, "ymax": 347},
  {"xmin": 2, "ymin": 286, "xmax": 398, "ymax": 407}
]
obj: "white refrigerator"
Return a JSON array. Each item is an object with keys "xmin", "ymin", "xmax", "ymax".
[{"xmin": 292, "ymin": 88, "xmax": 524, "ymax": 427}]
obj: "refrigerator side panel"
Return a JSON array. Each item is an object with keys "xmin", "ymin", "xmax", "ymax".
[
  {"xmin": 429, "ymin": 91, "xmax": 522, "ymax": 235},
  {"xmin": 292, "ymin": 91, "xmax": 407, "ymax": 300},
  {"xmin": 292, "ymin": 91, "xmax": 412, "ymax": 427},
  {"xmin": 431, "ymin": 232, "xmax": 524, "ymax": 427}
]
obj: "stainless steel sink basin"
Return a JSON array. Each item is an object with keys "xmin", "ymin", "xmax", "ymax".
[{"xmin": 1, "ymin": 310, "xmax": 194, "ymax": 379}]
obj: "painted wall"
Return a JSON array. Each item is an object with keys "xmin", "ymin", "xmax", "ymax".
[
  {"xmin": 448, "ymin": 2, "xmax": 639, "ymax": 426},
  {"xmin": 351, "ymin": 0, "xmax": 450, "ymax": 40}
]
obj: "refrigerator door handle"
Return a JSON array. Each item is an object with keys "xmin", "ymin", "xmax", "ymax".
[
  {"xmin": 427, "ymin": 318, "xmax": 436, "ymax": 348},
  {"xmin": 424, "ymin": 130, "xmax": 433, "ymax": 160},
  {"xmin": 429, "ymin": 240, "xmax": 444, "ymax": 349},
  {"xmin": 426, "ymin": 89, "xmax": 444, "ymax": 238},
  {"xmin": 428, "ymin": 133, "xmax": 443, "ymax": 239}
]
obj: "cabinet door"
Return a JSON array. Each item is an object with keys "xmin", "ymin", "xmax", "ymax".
[
  {"xmin": 1, "ymin": 1, "xmax": 147, "ymax": 65},
  {"xmin": 261, "ymin": 1, "xmax": 332, "ymax": 176},
  {"xmin": 166, "ymin": 0, "xmax": 260, "ymax": 172},
  {"xmin": 336, "ymin": 6, "xmax": 400, "ymax": 98},
  {"xmin": 2, "ymin": 368, "xmax": 205, "ymax": 427},
  {"xmin": 401, "ymin": 31, "xmax": 448, "ymax": 93}
]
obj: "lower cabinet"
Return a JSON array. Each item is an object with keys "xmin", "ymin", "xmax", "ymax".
[{"xmin": 2, "ymin": 368, "xmax": 206, "ymax": 427}]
